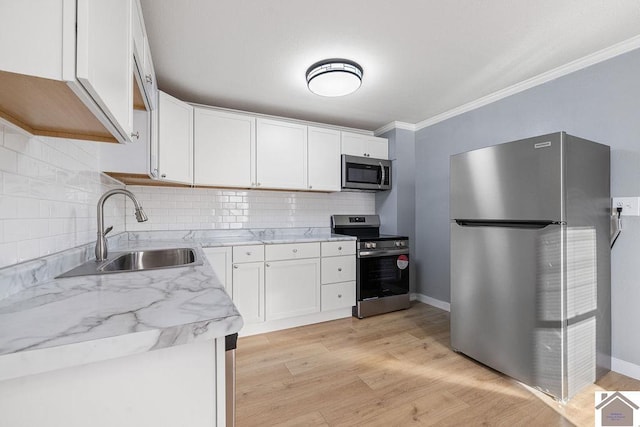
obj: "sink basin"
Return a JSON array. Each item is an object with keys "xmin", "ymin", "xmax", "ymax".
[
  {"xmin": 57, "ymin": 248, "xmax": 202, "ymax": 278},
  {"xmin": 99, "ymin": 248, "xmax": 197, "ymax": 272}
]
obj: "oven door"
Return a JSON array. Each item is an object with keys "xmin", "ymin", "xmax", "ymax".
[
  {"xmin": 357, "ymin": 251, "xmax": 409, "ymax": 300},
  {"xmin": 342, "ymin": 155, "xmax": 391, "ymax": 190}
]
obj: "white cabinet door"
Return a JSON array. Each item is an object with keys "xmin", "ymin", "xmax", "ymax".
[
  {"xmin": 265, "ymin": 258, "xmax": 320, "ymax": 320},
  {"xmin": 341, "ymin": 132, "xmax": 388, "ymax": 160},
  {"xmin": 0, "ymin": 1, "xmax": 73, "ymax": 80},
  {"xmin": 142, "ymin": 37, "xmax": 158, "ymax": 110},
  {"xmin": 194, "ymin": 108, "xmax": 255, "ymax": 188},
  {"xmin": 203, "ymin": 247, "xmax": 233, "ymax": 296},
  {"xmin": 76, "ymin": 0, "xmax": 133, "ymax": 142},
  {"xmin": 98, "ymin": 109, "xmax": 150, "ymax": 174},
  {"xmin": 232, "ymin": 261, "xmax": 265, "ymax": 324},
  {"xmin": 131, "ymin": 0, "xmax": 156, "ymax": 111},
  {"xmin": 307, "ymin": 126, "xmax": 341, "ymax": 192},
  {"xmin": 265, "ymin": 242, "xmax": 320, "ymax": 262},
  {"xmin": 158, "ymin": 91, "xmax": 193, "ymax": 184},
  {"xmin": 256, "ymin": 118, "xmax": 307, "ymax": 189},
  {"xmin": 321, "ymin": 281, "xmax": 356, "ymax": 311},
  {"xmin": 321, "ymin": 255, "xmax": 356, "ymax": 285}
]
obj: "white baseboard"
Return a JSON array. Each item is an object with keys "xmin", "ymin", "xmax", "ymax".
[
  {"xmin": 611, "ymin": 357, "xmax": 640, "ymax": 381},
  {"xmin": 411, "ymin": 293, "xmax": 450, "ymax": 312}
]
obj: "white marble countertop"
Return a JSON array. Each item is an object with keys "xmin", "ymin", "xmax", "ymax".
[
  {"xmin": 0, "ymin": 228, "xmax": 356, "ymax": 381},
  {"xmin": 0, "ymin": 244, "xmax": 243, "ymax": 381}
]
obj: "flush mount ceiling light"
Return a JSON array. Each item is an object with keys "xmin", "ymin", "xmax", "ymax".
[{"xmin": 306, "ymin": 59, "xmax": 363, "ymax": 97}]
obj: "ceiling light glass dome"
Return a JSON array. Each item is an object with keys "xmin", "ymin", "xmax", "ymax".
[{"xmin": 306, "ymin": 59, "xmax": 363, "ymax": 97}]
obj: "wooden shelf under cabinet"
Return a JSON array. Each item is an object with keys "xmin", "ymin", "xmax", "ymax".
[
  {"xmin": 0, "ymin": 70, "xmax": 148, "ymax": 143},
  {"xmin": 0, "ymin": 70, "xmax": 117, "ymax": 143},
  {"xmin": 104, "ymin": 172, "xmax": 191, "ymax": 187}
]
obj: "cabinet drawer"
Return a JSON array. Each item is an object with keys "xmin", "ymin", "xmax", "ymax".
[
  {"xmin": 321, "ymin": 255, "xmax": 356, "ymax": 284},
  {"xmin": 321, "ymin": 281, "xmax": 356, "ymax": 312},
  {"xmin": 265, "ymin": 242, "xmax": 320, "ymax": 261},
  {"xmin": 321, "ymin": 241, "xmax": 356, "ymax": 257},
  {"xmin": 233, "ymin": 245, "xmax": 264, "ymax": 263}
]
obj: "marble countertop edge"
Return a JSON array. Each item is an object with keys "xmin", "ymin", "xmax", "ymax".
[{"xmin": 0, "ymin": 313, "xmax": 243, "ymax": 382}]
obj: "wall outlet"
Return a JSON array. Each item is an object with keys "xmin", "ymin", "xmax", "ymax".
[{"xmin": 612, "ymin": 197, "xmax": 640, "ymax": 216}]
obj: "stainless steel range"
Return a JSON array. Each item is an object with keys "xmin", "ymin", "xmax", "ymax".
[{"xmin": 331, "ymin": 215, "xmax": 410, "ymax": 318}]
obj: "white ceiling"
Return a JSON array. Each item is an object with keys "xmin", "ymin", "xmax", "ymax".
[{"xmin": 140, "ymin": 0, "xmax": 640, "ymax": 131}]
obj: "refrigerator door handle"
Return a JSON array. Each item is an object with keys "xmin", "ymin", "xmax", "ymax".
[{"xmin": 454, "ymin": 220, "xmax": 562, "ymax": 229}]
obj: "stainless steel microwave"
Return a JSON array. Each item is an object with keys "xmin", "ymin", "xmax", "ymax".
[{"xmin": 341, "ymin": 155, "xmax": 391, "ymax": 191}]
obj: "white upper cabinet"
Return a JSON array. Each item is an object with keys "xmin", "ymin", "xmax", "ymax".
[
  {"xmin": 76, "ymin": 0, "xmax": 134, "ymax": 142},
  {"xmin": 0, "ymin": 0, "xmax": 147, "ymax": 144},
  {"xmin": 158, "ymin": 91, "xmax": 193, "ymax": 184},
  {"xmin": 341, "ymin": 131, "xmax": 389, "ymax": 160},
  {"xmin": 99, "ymin": 109, "xmax": 150, "ymax": 174},
  {"xmin": 131, "ymin": 0, "xmax": 157, "ymax": 111},
  {"xmin": 307, "ymin": 126, "xmax": 341, "ymax": 192},
  {"xmin": 142, "ymin": 37, "xmax": 158, "ymax": 110},
  {"xmin": 194, "ymin": 108, "xmax": 255, "ymax": 188},
  {"xmin": 256, "ymin": 118, "xmax": 308, "ymax": 190}
]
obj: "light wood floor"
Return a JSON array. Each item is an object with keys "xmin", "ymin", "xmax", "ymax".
[{"xmin": 236, "ymin": 302, "xmax": 640, "ymax": 426}]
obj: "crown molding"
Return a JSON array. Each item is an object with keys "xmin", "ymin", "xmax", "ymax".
[
  {"xmin": 414, "ymin": 35, "xmax": 640, "ymax": 131},
  {"xmin": 374, "ymin": 121, "xmax": 416, "ymax": 136},
  {"xmin": 375, "ymin": 35, "xmax": 640, "ymax": 134}
]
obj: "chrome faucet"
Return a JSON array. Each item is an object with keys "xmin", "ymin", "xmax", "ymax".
[{"xmin": 95, "ymin": 189, "xmax": 148, "ymax": 262}]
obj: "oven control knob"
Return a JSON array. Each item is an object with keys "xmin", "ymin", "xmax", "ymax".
[
  {"xmin": 365, "ymin": 242, "xmax": 372, "ymax": 249},
  {"xmin": 370, "ymin": 242, "xmax": 377, "ymax": 249},
  {"xmin": 395, "ymin": 241, "xmax": 404, "ymax": 247}
]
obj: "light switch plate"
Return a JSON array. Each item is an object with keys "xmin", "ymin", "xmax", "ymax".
[{"xmin": 612, "ymin": 197, "xmax": 640, "ymax": 216}]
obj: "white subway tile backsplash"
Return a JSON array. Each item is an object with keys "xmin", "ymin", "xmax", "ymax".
[
  {"xmin": 126, "ymin": 186, "xmax": 375, "ymax": 231},
  {"xmin": 0, "ymin": 124, "xmax": 125, "ymax": 269}
]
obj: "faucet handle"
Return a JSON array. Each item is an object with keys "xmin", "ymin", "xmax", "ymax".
[{"xmin": 104, "ymin": 226, "xmax": 114, "ymax": 237}]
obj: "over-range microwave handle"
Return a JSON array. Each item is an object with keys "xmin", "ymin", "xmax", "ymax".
[
  {"xmin": 358, "ymin": 248, "xmax": 409, "ymax": 258},
  {"xmin": 379, "ymin": 161, "xmax": 385, "ymax": 188}
]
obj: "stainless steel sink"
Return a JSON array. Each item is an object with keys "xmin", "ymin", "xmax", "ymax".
[{"xmin": 57, "ymin": 248, "xmax": 202, "ymax": 278}]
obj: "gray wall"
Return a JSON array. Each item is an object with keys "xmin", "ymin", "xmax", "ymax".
[
  {"xmin": 413, "ymin": 48, "xmax": 640, "ymax": 370},
  {"xmin": 376, "ymin": 128, "xmax": 416, "ymax": 291}
]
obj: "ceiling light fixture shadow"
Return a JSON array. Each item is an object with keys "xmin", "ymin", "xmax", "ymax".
[{"xmin": 306, "ymin": 59, "xmax": 363, "ymax": 97}]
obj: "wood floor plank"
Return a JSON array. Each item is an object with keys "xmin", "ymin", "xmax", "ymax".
[
  {"xmin": 271, "ymin": 411, "xmax": 329, "ymax": 427},
  {"xmin": 236, "ymin": 302, "xmax": 640, "ymax": 427}
]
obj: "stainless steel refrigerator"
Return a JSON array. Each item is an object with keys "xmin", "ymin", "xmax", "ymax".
[{"xmin": 450, "ymin": 132, "xmax": 610, "ymax": 402}]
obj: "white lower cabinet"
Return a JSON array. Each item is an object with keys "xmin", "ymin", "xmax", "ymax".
[
  {"xmin": 320, "ymin": 241, "xmax": 356, "ymax": 312},
  {"xmin": 203, "ymin": 247, "xmax": 232, "ymax": 295},
  {"xmin": 0, "ymin": 339, "xmax": 226, "ymax": 427},
  {"xmin": 321, "ymin": 281, "xmax": 356, "ymax": 312},
  {"xmin": 205, "ymin": 240, "xmax": 355, "ymax": 336},
  {"xmin": 265, "ymin": 258, "xmax": 320, "ymax": 321},
  {"xmin": 232, "ymin": 261, "xmax": 265, "ymax": 325},
  {"xmin": 321, "ymin": 255, "xmax": 356, "ymax": 284}
]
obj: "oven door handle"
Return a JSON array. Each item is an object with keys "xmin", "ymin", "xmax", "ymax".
[
  {"xmin": 358, "ymin": 248, "xmax": 409, "ymax": 258},
  {"xmin": 379, "ymin": 162, "xmax": 385, "ymax": 188}
]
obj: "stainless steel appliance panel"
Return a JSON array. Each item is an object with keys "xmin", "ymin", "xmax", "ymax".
[
  {"xmin": 450, "ymin": 133, "xmax": 563, "ymax": 222},
  {"xmin": 342, "ymin": 155, "xmax": 391, "ymax": 190},
  {"xmin": 450, "ymin": 222, "xmax": 563, "ymax": 394},
  {"xmin": 357, "ymin": 252, "xmax": 410, "ymax": 301},
  {"xmin": 564, "ymin": 135, "xmax": 611, "ymax": 378}
]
